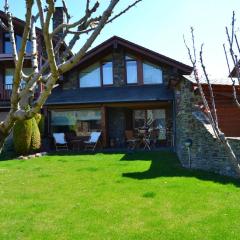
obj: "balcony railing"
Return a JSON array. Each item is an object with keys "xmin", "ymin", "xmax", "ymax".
[
  {"xmin": 0, "ymin": 84, "xmax": 12, "ymax": 101},
  {"xmin": 0, "ymin": 83, "xmax": 28, "ymax": 101}
]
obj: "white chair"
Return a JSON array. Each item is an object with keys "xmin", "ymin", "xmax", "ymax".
[
  {"xmin": 53, "ymin": 133, "xmax": 68, "ymax": 151},
  {"xmin": 84, "ymin": 132, "xmax": 101, "ymax": 151}
]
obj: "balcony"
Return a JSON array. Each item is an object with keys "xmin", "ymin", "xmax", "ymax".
[
  {"xmin": 0, "ymin": 84, "xmax": 13, "ymax": 101},
  {"xmin": 0, "ymin": 83, "xmax": 41, "ymax": 102}
]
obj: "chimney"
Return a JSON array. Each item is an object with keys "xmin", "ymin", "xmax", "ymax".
[{"xmin": 53, "ymin": 7, "xmax": 66, "ymax": 39}]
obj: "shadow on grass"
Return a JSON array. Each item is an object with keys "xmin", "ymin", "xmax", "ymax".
[{"xmin": 121, "ymin": 151, "xmax": 240, "ymax": 187}]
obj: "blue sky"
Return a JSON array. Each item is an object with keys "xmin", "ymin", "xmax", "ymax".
[{"xmin": 3, "ymin": 0, "xmax": 240, "ymax": 78}]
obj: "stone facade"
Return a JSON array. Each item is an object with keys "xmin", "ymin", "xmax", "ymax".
[
  {"xmin": 61, "ymin": 46, "xmax": 176, "ymax": 90},
  {"xmin": 108, "ymin": 108, "xmax": 126, "ymax": 147},
  {"xmin": 112, "ymin": 48, "xmax": 125, "ymax": 87},
  {"xmin": 175, "ymin": 77, "xmax": 240, "ymax": 178}
]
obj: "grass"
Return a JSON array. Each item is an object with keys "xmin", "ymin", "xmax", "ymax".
[{"xmin": 0, "ymin": 151, "xmax": 240, "ymax": 239}]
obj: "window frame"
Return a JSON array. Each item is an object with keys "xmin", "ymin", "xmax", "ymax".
[
  {"xmin": 79, "ymin": 62, "xmax": 101, "ymax": 88},
  {"xmin": 4, "ymin": 68, "xmax": 33, "ymax": 90},
  {"xmin": 125, "ymin": 54, "xmax": 139, "ymax": 85},
  {"xmin": 124, "ymin": 52, "xmax": 163, "ymax": 86},
  {"xmin": 142, "ymin": 61, "xmax": 163, "ymax": 85},
  {"xmin": 79, "ymin": 58, "xmax": 114, "ymax": 88},
  {"xmin": 3, "ymin": 32, "xmax": 32, "ymax": 54},
  {"xmin": 101, "ymin": 60, "xmax": 114, "ymax": 86}
]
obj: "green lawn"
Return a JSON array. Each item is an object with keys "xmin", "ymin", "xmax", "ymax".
[{"xmin": 0, "ymin": 151, "xmax": 240, "ymax": 240}]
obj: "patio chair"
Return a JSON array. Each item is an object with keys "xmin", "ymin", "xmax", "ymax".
[
  {"xmin": 84, "ymin": 132, "xmax": 101, "ymax": 151},
  {"xmin": 53, "ymin": 133, "xmax": 69, "ymax": 151},
  {"xmin": 125, "ymin": 130, "xmax": 139, "ymax": 150}
]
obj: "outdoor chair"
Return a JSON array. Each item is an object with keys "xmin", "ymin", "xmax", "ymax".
[
  {"xmin": 125, "ymin": 130, "xmax": 139, "ymax": 150},
  {"xmin": 84, "ymin": 132, "xmax": 101, "ymax": 151},
  {"xmin": 53, "ymin": 133, "xmax": 69, "ymax": 151}
]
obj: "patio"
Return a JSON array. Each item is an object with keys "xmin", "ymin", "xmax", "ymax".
[{"xmin": 48, "ymin": 102, "xmax": 174, "ymax": 151}]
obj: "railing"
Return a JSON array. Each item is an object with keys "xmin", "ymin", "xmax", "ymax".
[
  {"xmin": 0, "ymin": 83, "xmax": 27, "ymax": 101},
  {"xmin": 0, "ymin": 84, "xmax": 12, "ymax": 101}
]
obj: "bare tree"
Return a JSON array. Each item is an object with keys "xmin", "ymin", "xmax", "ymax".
[
  {"xmin": 0, "ymin": 0, "xmax": 142, "ymax": 150},
  {"xmin": 224, "ymin": 11, "xmax": 240, "ymax": 108},
  {"xmin": 184, "ymin": 27, "xmax": 240, "ymax": 177}
]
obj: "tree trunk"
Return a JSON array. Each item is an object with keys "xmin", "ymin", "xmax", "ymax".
[
  {"xmin": 0, "ymin": 119, "xmax": 14, "ymax": 153},
  {"xmin": 0, "ymin": 130, "xmax": 8, "ymax": 152},
  {"xmin": 223, "ymin": 139, "xmax": 240, "ymax": 177}
]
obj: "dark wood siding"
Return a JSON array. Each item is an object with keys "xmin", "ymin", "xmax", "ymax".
[{"xmin": 202, "ymin": 85, "xmax": 240, "ymax": 137}]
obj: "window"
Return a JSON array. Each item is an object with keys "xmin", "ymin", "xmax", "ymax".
[
  {"xmin": 102, "ymin": 61, "xmax": 113, "ymax": 85},
  {"xmin": 3, "ymin": 33, "xmax": 32, "ymax": 54},
  {"xmin": 16, "ymin": 35, "xmax": 32, "ymax": 53},
  {"xmin": 143, "ymin": 62, "xmax": 162, "ymax": 84},
  {"xmin": 3, "ymin": 33, "xmax": 12, "ymax": 54},
  {"xmin": 133, "ymin": 109, "xmax": 166, "ymax": 140},
  {"xmin": 51, "ymin": 109, "xmax": 101, "ymax": 136},
  {"xmin": 79, "ymin": 58, "xmax": 114, "ymax": 88},
  {"xmin": 126, "ymin": 55, "xmax": 138, "ymax": 84},
  {"xmin": 79, "ymin": 63, "xmax": 101, "ymax": 88},
  {"xmin": 4, "ymin": 68, "xmax": 33, "ymax": 90}
]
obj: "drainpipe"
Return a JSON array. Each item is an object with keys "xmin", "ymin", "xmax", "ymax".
[
  {"xmin": 184, "ymin": 139, "xmax": 193, "ymax": 168},
  {"xmin": 172, "ymin": 95, "xmax": 177, "ymax": 151}
]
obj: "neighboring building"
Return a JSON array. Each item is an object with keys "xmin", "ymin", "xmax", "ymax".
[{"xmin": 1, "ymin": 8, "xmax": 240, "ymax": 178}]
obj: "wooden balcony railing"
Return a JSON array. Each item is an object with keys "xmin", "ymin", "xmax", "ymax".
[
  {"xmin": 0, "ymin": 84, "xmax": 12, "ymax": 101},
  {"xmin": 0, "ymin": 83, "xmax": 29, "ymax": 101}
]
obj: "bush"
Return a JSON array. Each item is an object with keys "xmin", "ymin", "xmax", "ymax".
[
  {"xmin": 13, "ymin": 119, "xmax": 32, "ymax": 155},
  {"xmin": 38, "ymin": 114, "xmax": 45, "ymax": 136},
  {"xmin": 30, "ymin": 117, "xmax": 41, "ymax": 153},
  {"xmin": 34, "ymin": 113, "xmax": 42, "ymax": 125}
]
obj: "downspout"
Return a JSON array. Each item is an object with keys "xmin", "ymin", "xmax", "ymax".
[{"xmin": 172, "ymin": 93, "xmax": 177, "ymax": 152}]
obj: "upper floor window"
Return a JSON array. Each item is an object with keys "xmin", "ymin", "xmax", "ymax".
[
  {"xmin": 125, "ymin": 55, "xmax": 138, "ymax": 84},
  {"xmin": 102, "ymin": 61, "xmax": 113, "ymax": 85},
  {"xmin": 79, "ymin": 57, "xmax": 113, "ymax": 88},
  {"xmin": 4, "ymin": 68, "xmax": 33, "ymax": 90},
  {"xmin": 143, "ymin": 61, "xmax": 163, "ymax": 84},
  {"xmin": 3, "ymin": 33, "xmax": 32, "ymax": 54},
  {"xmin": 80, "ymin": 63, "xmax": 101, "ymax": 88}
]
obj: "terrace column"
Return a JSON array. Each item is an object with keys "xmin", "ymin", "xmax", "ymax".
[{"xmin": 101, "ymin": 106, "xmax": 108, "ymax": 148}]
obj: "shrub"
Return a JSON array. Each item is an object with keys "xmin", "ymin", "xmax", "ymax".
[
  {"xmin": 30, "ymin": 117, "xmax": 41, "ymax": 153},
  {"xmin": 13, "ymin": 119, "xmax": 32, "ymax": 155},
  {"xmin": 38, "ymin": 114, "xmax": 45, "ymax": 136},
  {"xmin": 34, "ymin": 113, "xmax": 42, "ymax": 125}
]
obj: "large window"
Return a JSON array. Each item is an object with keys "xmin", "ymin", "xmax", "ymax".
[
  {"xmin": 4, "ymin": 33, "xmax": 32, "ymax": 54},
  {"xmin": 79, "ymin": 59, "xmax": 113, "ymax": 88},
  {"xmin": 80, "ymin": 63, "xmax": 101, "ymax": 88},
  {"xmin": 102, "ymin": 61, "xmax": 113, "ymax": 85},
  {"xmin": 133, "ymin": 109, "xmax": 166, "ymax": 140},
  {"xmin": 4, "ymin": 68, "xmax": 33, "ymax": 90},
  {"xmin": 126, "ymin": 55, "xmax": 138, "ymax": 84},
  {"xmin": 143, "ymin": 61, "xmax": 162, "ymax": 84},
  {"xmin": 51, "ymin": 109, "xmax": 101, "ymax": 136}
]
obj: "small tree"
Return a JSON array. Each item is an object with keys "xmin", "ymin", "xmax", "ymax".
[{"xmin": 0, "ymin": 0, "xmax": 142, "ymax": 151}]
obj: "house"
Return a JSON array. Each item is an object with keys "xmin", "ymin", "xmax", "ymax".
[
  {"xmin": 1, "ymin": 7, "xmax": 240, "ymax": 178},
  {"xmin": 44, "ymin": 35, "xmax": 192, "ymax": 149}
]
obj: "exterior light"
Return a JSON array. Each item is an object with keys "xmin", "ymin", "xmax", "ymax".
[{"xmin": 184, "ymin": 139, "xmax": 192, "ymax": 168}]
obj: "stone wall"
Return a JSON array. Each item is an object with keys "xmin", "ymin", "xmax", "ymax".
[
  {"xmin": 175, "ymin": 77, "xmax": 240, "ymax": 178},
  {"xmin": 108, "ymin": 108, "xmax": 126, "ymax": 147},
  {"xmin": 112, "ymin": 48, "xmax": 125, "ymax": 87}
]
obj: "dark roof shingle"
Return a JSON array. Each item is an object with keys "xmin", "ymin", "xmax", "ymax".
[{"xmin": 45, "ymin": 85, "xmax": 173, "ymax": 105}]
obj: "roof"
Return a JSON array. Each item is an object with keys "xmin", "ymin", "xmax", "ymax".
[
  {"xmin": 73, "ymin": 36, "xmax": 192, "ymax": 75},
  {"xmin": 183, "ymin": 75, "xmax": 238, "ymax": 86},
  {"xmin": 45, "ymin": 85, "xmax": 174, "ymax": 106}
]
